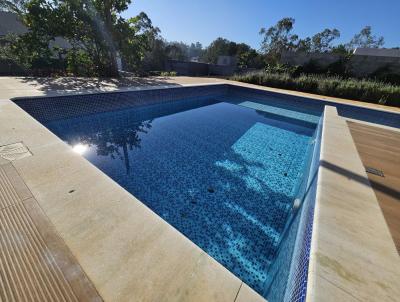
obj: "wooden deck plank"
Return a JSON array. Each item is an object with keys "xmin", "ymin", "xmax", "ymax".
[
  {"xmin": 0, "ymin": 162, "xmax": 102, "ymax": 302},
  {"xmin": 348, "ymin": 121, "xmax": 400, "ymax": 254}
]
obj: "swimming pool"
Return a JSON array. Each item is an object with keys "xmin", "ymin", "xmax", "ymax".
[
  {"xmin": 44, "ymin": 96, "xmax": 317, "ymax": 296},
  {"xmin": 14, "ymin": 85, "xmax": 330, "ymax": 301},
  {"xmin": 13, "ymin": 83, "xmax": 400, "ymax": 301}
]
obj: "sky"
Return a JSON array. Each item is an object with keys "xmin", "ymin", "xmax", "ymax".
[{"xmin": 122, "ymin": 0, "xmax": 400, "ymax": 50}]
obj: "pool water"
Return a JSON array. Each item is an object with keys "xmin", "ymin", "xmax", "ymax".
[{"xmin": 45, "ymin": 97, "xmax": 318, "ymax": 297}]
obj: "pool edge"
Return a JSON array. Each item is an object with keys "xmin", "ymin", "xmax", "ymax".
[{"xmin": 306, "ymin": 106, "xmax": 400, "ymax": 301}]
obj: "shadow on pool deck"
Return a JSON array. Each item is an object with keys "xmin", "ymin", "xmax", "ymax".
[
  {"xmin": 17, "ymin": 76, "xmax": 181, "ymax": 97},
  {"xmin": 320, "ymin": 160, "xmax": 400, "ymax": 201}
]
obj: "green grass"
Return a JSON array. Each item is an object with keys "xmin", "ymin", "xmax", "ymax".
[{"xmin": 231, "ymin": 71, "xmax": 400, "ymax": 107}]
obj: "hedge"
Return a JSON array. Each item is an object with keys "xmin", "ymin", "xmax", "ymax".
[{"xmin": 231, "ymin": 71, "xmax": 400, "ymax": 107}]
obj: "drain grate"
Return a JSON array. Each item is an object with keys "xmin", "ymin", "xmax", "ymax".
[{"xmin": 365, "ymin": 166, "xmax": 385, "ymax": 177}]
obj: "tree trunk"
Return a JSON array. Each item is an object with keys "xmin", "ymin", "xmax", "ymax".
[
  {"xmin": 103, "ymin": 0, "xmax": 119, "ymax": 77},
  {"xmin": 108, "ymin": 49, "xmax": 119, "ymax": 77}
]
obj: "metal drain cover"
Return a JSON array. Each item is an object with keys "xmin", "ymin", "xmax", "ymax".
[
  {"xmin": 0, "ymin": 142, "xmax": 32, "ymax": 161},
  {"xmin": 365, "ymin": 166, "xmax": 384, "ymax": 177}
]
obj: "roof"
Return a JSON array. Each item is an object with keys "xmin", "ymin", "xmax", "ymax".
[
  {"xmin": 0, "ymin": 11, "xmax": 28, "ymax": 36},
  {"xmin": 353, "ymin": 47, "xmax": 400, "ymax": 58},
  {"xmin": 0, "ymin": 11, "xmax": 72, "ymax": 49}
]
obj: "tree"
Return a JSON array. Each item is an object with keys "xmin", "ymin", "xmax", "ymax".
[
  {"xmin": 59, "ymin": 0, "xmax": 137, "ymax": 77},
  {"xmin": 117, "ymin": 12, "xmax": 160, "ymax": 72},
  {"xmin": 7, "ymin": 0, "xmax": 65, "ymax": 73},
  {"xmin": 292, "ymin": 28, "xmax": 340, "ymax": 53},
  {"xmin": 188, "ymin": 42, "xmax": 203, "ymax": 59},
  {"xmin": 260, "ymin": 17, "xmax": 299, "ymax": 61},
  {"xmin": 141, "ymin": 38, "xmax": 167, "ymax": 71},
  {"xmin": 347, "ymin": 26, "xmax": 384, "ymax": 50},
  {"xmin": 237, "ymin": 48, "xmax": 264, "ymax": 69},
  {"xmin": 201, "ymin": 37, "xmax": 263, "ymax": 68},
  {"xmin": 296, "ymin": 37, "xmax": 312, "ymax": 52},
  {"xmin": 331, "ymin": 44, "xmax": 350, "ymax": 55},
  {"xmin": 202, "ymin": 37, "xmax": 236, "ymax": 63},
  {"xmin": 0, "ymin": 0, "xmax": 28, "ymax": 15},
  {"xmin": 92, "ymin": 0, "xmax": 133, "ymax": 76},
  {"xmin": 0, "ymin": 0, "xmax": 158, "ymax": 76},
  {"xmin": 310, "ymin": 28, "xmax": 340, "ymax": 52},
  {"xmin": 165, "ymin": 42, "xmax": 189, "ymax": 60}
]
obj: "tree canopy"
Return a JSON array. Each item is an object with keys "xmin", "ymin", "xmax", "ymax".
[
  {"xmin": 0, "ymin": 5, "xmax": 392, "ymax": 76},
  {"xmin": 347, "ymin": 26, "xmax": 385, "ymax": 49},
  {"xmin": 201, "ymin": 37, "xmax": 263, "ymax": 68},
  {"xmin": 260, "ymin": 18, "xmax": 386, "ymax": 62},
  {"xmin": 0, "ymin": 0, "xmax": 159, "ymax": 76},
  {"xmin": 260, "ymin": 17, "xmax": 298, "ymax": 58}
]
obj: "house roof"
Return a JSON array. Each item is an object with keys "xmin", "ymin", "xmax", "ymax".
[
  {"xmin": 0, "ymin": 11, "xmax": 72, "ymax": 49},
  {"xmin": 353, "ymin": 47, "xmax": 400, "ymax": 58},
  {"xmin": 0, "ymin": 11, "xmax": 28, "ymax": 36}
]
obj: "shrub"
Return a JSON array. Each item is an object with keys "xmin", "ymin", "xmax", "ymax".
[
  {"xmin": 160, "ymin": 71, "xmax": 177, "ymax": 76},
  {"xmin": 66, "ymin": 49, "xmax": 96, "ymax": 77},
  {"xmin": 148, "ymin": 71, "xmax": 178, "ymax": 76},
  {"xmin": 231, "ymin": 71, "xmax": 400, "ymax": 107},
  {"xmin": 370, "ymin": 65, "xmax": 400, "ymax": 85}
]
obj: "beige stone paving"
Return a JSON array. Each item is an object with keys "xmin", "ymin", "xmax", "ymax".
[
  {"xmin": 235, "ymin": 284, "xmax": 266, "ymax": 302},
  {"xmin": 0, "ymin": 76, "xmax": 221, "ymax": 99},
  {"xmin": 307, "ymin": 106, "xmax": 400, "ymax": 302}
]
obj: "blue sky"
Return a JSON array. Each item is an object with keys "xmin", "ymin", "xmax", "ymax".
[{"xmin": 123, "ymin": 0, "xmax": 399, "ymax": 49}]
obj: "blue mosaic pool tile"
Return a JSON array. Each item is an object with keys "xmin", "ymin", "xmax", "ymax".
[
  {"xmin": 14, "ymin": 84, "xmax": 229, "ymax": 123},
  {"xmin": 263, "ymin": 114, "xmax": 322, "ymax": 302},
  {"xmin": 15, "ymin": 83, "xmax": 400, "ymax": 129},
  {"xmin": 226, "ymin": 85, "xmax": 324, "ymax": 116},
  {"xmin": 227, "ymin": 84, "xmax": 400, "ymax": 129}
]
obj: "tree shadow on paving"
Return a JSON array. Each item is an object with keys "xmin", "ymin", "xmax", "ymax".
[{"xmin": 18, "ymin": 76, "xmax": 181, "ymax": 96}]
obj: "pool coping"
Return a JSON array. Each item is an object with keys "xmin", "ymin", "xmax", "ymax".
[
  {"xmin": 306, "ymin": 106, "xmax": 400, "ymax": 301},
  {"xmin": 0, "ymin": 81, "xmax": 399, "ymax": 301}
]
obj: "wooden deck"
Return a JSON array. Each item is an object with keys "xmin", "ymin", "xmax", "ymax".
[
  {"xmin": 0, "ymin": 162, "xmax": 102, "ymax": 302},
  {"xmin": 348, "ymin": 121, "xmax": 400, "ymax": 254}
]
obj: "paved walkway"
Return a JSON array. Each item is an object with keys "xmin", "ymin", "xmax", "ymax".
[{"xmin": 0, "ymin": 76, "xmax": 222, "ymax": 99}]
